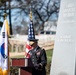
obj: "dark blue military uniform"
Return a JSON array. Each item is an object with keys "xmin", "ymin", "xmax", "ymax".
[{"xmin": 29, "ymin": 46, "xmax": 47, "ymax": 75}]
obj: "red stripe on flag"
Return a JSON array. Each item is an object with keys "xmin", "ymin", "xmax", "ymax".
[
  {"xmin": 25, "ymin": 44, "xmax": 32, "ymax": 58},
  {"xmin": 26, "ymin": 44, "xmax": 32, "ymax": 50},
  {"xmin": 26, "ymin": 53, "xmax": 30, "ymax": 58}
]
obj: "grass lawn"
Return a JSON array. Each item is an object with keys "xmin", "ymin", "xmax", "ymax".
[
  {"xmin": 46, "ymin": 49, "xmax": 53, "ymax": 63},
  {"xmin": 10, "ymin": 55, "xmax": 25, "ymax": 58},
  {"xmin": 10, "ymin": 49, "xmax": 53, "ymax": 63},
  {"xmin": 10, "ymin": 49, "xmax": 53, "ymax": 64},
  {"xmin": 46, "ymin": 49, "xmax": 53, "ymax": 75}
]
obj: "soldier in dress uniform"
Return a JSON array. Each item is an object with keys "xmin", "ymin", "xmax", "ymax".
[
  {"xmin": 29, "ymin": 40, "xmax": 47, "ymax": 75},
  {"xmin": 26, "ymin": 9, "xmax": 47, "ymax": 75}
]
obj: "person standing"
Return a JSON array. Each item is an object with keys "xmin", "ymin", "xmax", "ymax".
[
  {"xmin": 28, "ymin": 40, "xmax": 47, "ymax": 75},
  {"xmin": 26, "ymin": 9, "xmax": 47, "ymax": 75}
]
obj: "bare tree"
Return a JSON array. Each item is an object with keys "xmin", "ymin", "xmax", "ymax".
[
  {"xmin": 0, "ymin": 0, "xmax": 60, "ymax": 34},
  {"xmin": 0, "ymin": 0, "xmax": 12, "ymax": 34}
]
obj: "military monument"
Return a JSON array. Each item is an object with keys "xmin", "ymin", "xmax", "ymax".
[{"xmin": 50, "ymin": 0, "xmax": 76, "ymax": 75}]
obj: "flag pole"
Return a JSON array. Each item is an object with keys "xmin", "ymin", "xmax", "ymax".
[
  {"xmin": 3, "ymin": 13, "xmax": 10, "ymax": 75},
  {"xmin": 3, "ymin": 13, "xmax": 10, "ymax": 37},
  {"xmin": 3, "ymin": 13, "xmax": 7, "ymax": 20},
  {"xmin": 29, "ymin": 8, "xmax": 33, "ymax": 21},
  {"xmin": 25, "ymin": 9, "xmax": 33, "ymax": 58}
]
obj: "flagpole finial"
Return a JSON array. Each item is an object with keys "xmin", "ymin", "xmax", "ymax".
[
  {"xmin": 29, "ymin": 9, "xmax": 33, "ymax": 20},
  {"xmin": 3, "ymin": 13, "xmax": 7, "ymax": 20}
]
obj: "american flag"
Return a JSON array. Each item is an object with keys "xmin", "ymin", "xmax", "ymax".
[
  {"xmin": 25, "ymin": 9, "xmax": 36, "ymax": 58},
  {"xmin": 28, "ymin": 20, "xmax": 35, "ymax": 41},
  {"xmin": 25, "ymin": 20, "xmax": 35, "ymax": 58},
  {"xmin": 25, "ymin": 41, "xmax": 32, "ymax": 58}
]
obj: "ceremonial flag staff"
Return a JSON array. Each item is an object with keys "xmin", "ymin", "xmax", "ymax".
[{"xmin": 0, "ymin": 13, "xmax": 10, "ymax": 75}]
